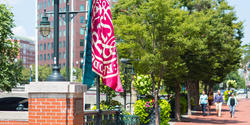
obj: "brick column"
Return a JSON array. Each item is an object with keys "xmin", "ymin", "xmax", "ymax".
[{"xmin": 26, "ymin": 82, "xmax": 86, "ymax": 125}]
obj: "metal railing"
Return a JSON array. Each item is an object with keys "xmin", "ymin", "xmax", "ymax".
[{"xmin": 84, "ymin": 110, "xmax": 139, "ymax": 125}]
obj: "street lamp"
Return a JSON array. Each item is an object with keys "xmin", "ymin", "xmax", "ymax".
[
  {"xmin": 39, "ymin": 10, "xmax": 51, "ymax": 37},
  {"xmin": 30, "ymin": 65, "xmax": 33, "ymax": 82},
  {"xmin": 38, "ymin": 0, "xmax": 87, "ymax": 81},
  {"xmin": 120, "ymin": 58, "xmax": 136, "ymax": 110}
]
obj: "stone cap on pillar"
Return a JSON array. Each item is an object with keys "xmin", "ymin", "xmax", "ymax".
[{"xmin": 25, "ymin": 82, "xmax": 87, "ymax": 94}]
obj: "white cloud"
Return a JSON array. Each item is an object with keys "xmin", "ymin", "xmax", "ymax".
[
  {"xmin": 0, "ymin": 0, "xmax": 20, "ymax": 6},
  {"xmin": 12, "ymin": 26, "xmax": 35, "ymax": 41}
]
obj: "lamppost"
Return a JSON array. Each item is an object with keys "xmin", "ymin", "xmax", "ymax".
[
  {"xmin": 121, "ymin": 58, "xmax": 136, "ymax": 111},
  {"xmin": 39, "ymin": 0, "xmax": 87, "ymax": 81},
  {"xmin": 30, "ymin": 65, "xmax": 33, "ymax": 82}
]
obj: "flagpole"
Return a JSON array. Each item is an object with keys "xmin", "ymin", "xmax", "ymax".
[{"xmin": 96, "ymin": 75, "xmax": 100, "ymax": 125}]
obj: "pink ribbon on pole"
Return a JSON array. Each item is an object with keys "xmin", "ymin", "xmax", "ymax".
[{"xmin": 91, "ymin": 0, "xmax": 123, "ymax": 92}]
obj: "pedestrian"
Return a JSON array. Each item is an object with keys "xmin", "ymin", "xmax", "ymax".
[
  {"xmin": 199, "ymin": 90, "xmax": 208, "ymax": 116},
  {"xmin": 227, "ymin": 94, "xmax": 238, "ymax": 118},
  {"xmin": 207, "ymin": 91, "xmax": 214, "ymax": 115},
  {"xmin": 214, "ymin": 90, "xmax": 224, "ymax": 117}
]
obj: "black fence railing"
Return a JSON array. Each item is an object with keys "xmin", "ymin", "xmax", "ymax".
[{"xmin": 83, "ymin": 110, "xmax": 139, "ymax": 125}]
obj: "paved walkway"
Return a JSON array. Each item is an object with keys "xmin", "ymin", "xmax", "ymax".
[{"xmin": 175, "ymin": 99, "xmax": 250, "ymax": 125}]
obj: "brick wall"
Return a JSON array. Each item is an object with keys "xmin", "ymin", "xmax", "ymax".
[
  {"xmin": 28, "ymin": 97, "xmax": 84, "ymax": 125},
  {"xmin": 0, "ymin": 121, "xmax": 28, "ymax": 125}
]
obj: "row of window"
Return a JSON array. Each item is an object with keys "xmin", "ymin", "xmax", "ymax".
[
  {"xmin": 39, "ymin": 39, "xmax": 84, "ymax": 51},
  {"xmin": 39, "ymin": 52, "xmax": 66, "ymax": 61},
  {"xmin": 38, "ymin": 0, "xmax": 85, "ymax": 11}
]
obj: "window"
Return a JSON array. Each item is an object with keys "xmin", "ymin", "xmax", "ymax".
[
  {"xmin": 48, "ymin": 0, "xmax": 50, "ymax": 7},
  {"xmin": 80, "ymin": 28, "xmax": 84, "ymax": 35},
  {"xmin": 59, "ymin": 52, "xmax": 61, "ymax": 59},
  {"xmin": 51, "ymin": 53, "xmax": 54, "ymax": 60},
  {"xmin": 63, "ymin": 30, "xmax": 66, "ymax": 36},
  {"xmin": 59, "ymin": 0, "xmax": 61, "ymax": 4},
  {"xmin": 38, "ymin": 2, "xmax": 40, "ymax": 9},
  {"xmin": 51, "ymin": 32, "xmax": 54, "ymax": 38},
  {"xmin": 48, "ymin": 34, "xmax": 50, "ymax": 39},
  {"xmin": 80, "ymin": 5, "xmax": 84, "ymax": 11},
  {"xmin": 48, "ymin": 54, "xmax": 50, "ymax": 60},
  {"xmin": 59, "ymin": 19, "xmax": 62, "ymax": 26},
  {"xmin": 44, "ymin": 54, "xmax": 46, "ymax": 60},
  {"xmin": 40, "ymin": 44, "xmax": 43, "ymax": 50},
  {"xmin": 80, "ymin": 39, "xmax": 84, "ymax": 46},
  {"xmin": 80, "ymin": 51, "xmax": 84, "ymax": 58},
  {"xmin": 63, "ymin": 63, "xmax": 65, "ymax": 68},
  {"xmin": 63, "ymin": 40, "xmax": 66, "ymax": 48},
  {"xmin": 44, "ymin": 1, "xmax": 46, "ymax": 8},
  {"xmin": 64, "ymin": 0, "xmax": 66, "ymax": 3},
  {"xmin": 44, "ymin": 43, "xmax": 46, "ymax": 50},
  {"xmin": 40, "ymin": 54, "xmax": 43, "ymax": 61},
  {"xmin": 59, "ymin": 41, "xmax": 62, "ymax": 48},
  {"xmin": 48, "ymin": 43, "xmax": 50, "ymax": 50},
  {"xmin": 80, "ymin": 16, "xmax": 84, "ymax": 23},
  {"xmin": 59, "ymin": 30, "xmax": 61, "ymax": 37},
  {"xmin": 63, "ymin": 52, "xmax": 66, "ymax": 59},
  {"xmin": 41, "ymin": 2, "xmax": 43, "ymax": 9},
  {"xmin": 52, "ymin": 0, "xmax": 54, "ymax": 6}
]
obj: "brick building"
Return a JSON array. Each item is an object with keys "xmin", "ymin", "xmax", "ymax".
[
  {"xmin": 11, "ymin": 36, "xmax": 35, "ymax": 68},
  {"xmin": 37, "ymin": 0, "xmax": 118, "ymax": 68}
]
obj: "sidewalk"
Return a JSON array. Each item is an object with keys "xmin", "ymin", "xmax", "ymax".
[{"xmin": 175, "ymin": 99, "xmax": 250, "ymax": 125}]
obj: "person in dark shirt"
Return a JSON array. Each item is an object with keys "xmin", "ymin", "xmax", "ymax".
[
  {"xmin": 214, "ymin": 90, "xmax": 224, "ymax": 117},
  {"xmin": 227, "ymin": 94, "xmax": 238, "ymax": 118}
]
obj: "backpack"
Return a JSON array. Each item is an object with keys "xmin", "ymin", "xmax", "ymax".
[{"xmin": 230, "ymin": 98, "xmax": 235, "ymax": 106}]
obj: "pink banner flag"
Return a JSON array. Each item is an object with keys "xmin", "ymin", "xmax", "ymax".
[{"xmin": 91, "ymin": 0, "xmax": 123, "ymax": 92}]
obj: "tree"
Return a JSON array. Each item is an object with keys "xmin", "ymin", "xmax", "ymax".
[
  {"xmin": 113, "ymin": 0, "xmax": 189, "ymax": 122},
  {"xmin": 223, "ymin": 71, "xmax": 245, "ymax": 89},
  {"xmin": 0, "ymin": 4, "xmax": 22, "ymax": 91}
]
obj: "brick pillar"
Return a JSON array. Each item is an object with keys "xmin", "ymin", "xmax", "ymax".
[{"xmin": 26, "ymin": 82, "xmax": 86, "ymax": 125}]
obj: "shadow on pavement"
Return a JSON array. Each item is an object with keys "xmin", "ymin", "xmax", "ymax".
[{"xmin": 180, "ymin": 117, "xmax": 247, "ymax": 124}]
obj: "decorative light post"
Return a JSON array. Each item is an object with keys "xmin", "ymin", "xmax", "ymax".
[
  {"xmin": 121, "ymin": 58, "xmax": 135, "ymax": 110},
  {"xmin": 30, "ymin": 65, "xmax": 33, "ymax": 82},
  {"xmin": 39, "ymin": 0, "xmax": 87, "ymax": 81}
]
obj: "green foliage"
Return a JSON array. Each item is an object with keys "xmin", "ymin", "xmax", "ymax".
[
  {"xmin": 133, "ymin": 75, "xmax": 154, "ymax": 96},
  {"xmin": 159, "ymin": 99, "xmax": 171, "ymax": 125},
  {"xmin": 223, "ymin": 71, "xmax": 245, "ymax": 89},
  {"xmin": 226, "ymin": 80, "xmax": 237, "ymax": 89},
  {"xmin": 0, "ymin": 4, "xmax": 23, "ymax": 91},
  {"xmin": 134, "ymin": 99, "xmax": 171, "ymax": 124},
  {"xmin": 91, "ymin": 100, "xmax": 121, "ymax": 110},
  {"xmin": 38, "ymin": 65, "xmax": 52, "ymax": 81},
  {"xmin": 224, "ymin": 90, "xmax": 230, "ymax": 102},
  {"xmin": 180, "ymin": 96, "xmax": 188, "ymax": 115},
  {"xmin": 61, "ymin": 67, "xmax": 82, "ymax": 82}
]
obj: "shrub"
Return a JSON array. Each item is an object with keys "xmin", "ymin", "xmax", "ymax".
[{"xmin": 134, "ymin": 98, "xmax": 171, "ymax": 125}]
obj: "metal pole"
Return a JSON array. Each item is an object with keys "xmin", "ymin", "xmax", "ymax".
[
  {"xmin": 66, "ymin": 0, "xmax": 70, "ymax": 81},
  {"xmin": 96, "ymin": 76, "xmax": 100, "ymax": 125},
  {"xmin": 124, "ymin": 68, "xmax": 127, "ymax": 110},
  {"xmin": 54, "ymin": 0, "xmax": 59, "ymax": 68}
]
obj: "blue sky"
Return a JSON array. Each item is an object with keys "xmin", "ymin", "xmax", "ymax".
[{"xmin": 0, "ymin": 0, "xmax": 249, "ymax": 45}]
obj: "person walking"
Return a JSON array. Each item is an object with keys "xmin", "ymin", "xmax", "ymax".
[
  {"xmin": 227, "ymin": 94, "xmax": 238, "ymax": 118},
  {"xmin": 207, "ymin": 91, "xmax": 214, "ymax": 115},
  {"xmin": 199, "ymin": 90, "xmax": 208, "ymax": 116},
  {"xmin": 214, "ymin": 90, "xmax": 224, "ymax": 117}
]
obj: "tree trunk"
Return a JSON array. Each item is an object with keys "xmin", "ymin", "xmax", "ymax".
[
  {"xmin": 204, "ymin": 83, "xmax": 208, "ymax": 94},
  {"xmin": 194, "ymin": 81, "xmax": 200, "ymax": 109},
  {"xmin": 151, "ymin": 73, "xmax": 159, "ymax": 125},
  {"xmin": 187, "ymin": 81, "xmax": 191, "ymax": 115},
  {"xmin": 175, "ymin": 83, "xmax": 181, "ymax": 121}
]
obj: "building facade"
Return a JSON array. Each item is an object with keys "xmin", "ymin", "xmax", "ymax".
[
  {"xmin": 11, "ymin": 36, "xmax": 35, "ymax": 68},
  {"xmin": 37, "ymin": 0, "xmax": 118, "ymax": 69}
]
